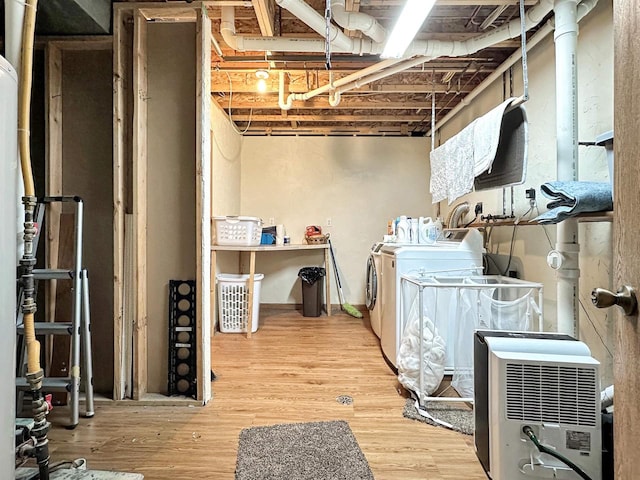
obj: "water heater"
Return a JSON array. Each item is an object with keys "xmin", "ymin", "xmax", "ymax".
[{"xmin": 0, "ymin": 55, "xmax": 18, "ymax": 478}]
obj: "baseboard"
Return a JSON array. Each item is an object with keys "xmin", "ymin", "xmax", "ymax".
[{"xmin": 260, "ymin": 303, "xmax": 368, "ymax": 316}]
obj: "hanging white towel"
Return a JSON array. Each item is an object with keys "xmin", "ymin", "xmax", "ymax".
[
  {"xmin": 429, "ymin": 140, "xmax": 449, "ymax": 204},
  {"xmin": 473, "ymin": 97, "xmax": 519, "ymax": 176},
  {"xmin": 447, "ymin": 120, "xmax": 477, "ymax": 204},
  {"xmin": 429, "ymin": 97, "xmax": 526, "ymax": 204}
]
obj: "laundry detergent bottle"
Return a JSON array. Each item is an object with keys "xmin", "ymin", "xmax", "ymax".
[
  {"xmin": 418, "ymin": 217, "xmax": 433, "ymax": 244},
  {"xmin": 410, "ymin": 218, "xmax": 419, "ymax": 243},
  {"xmin": 429, "ymin": 217, "xmax": 443, "ymax": 243},
  {"xmin": 396, "ymin": 215, "xmax": 409, "ymax": 243}
]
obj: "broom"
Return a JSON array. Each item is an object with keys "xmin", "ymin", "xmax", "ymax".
[{"xmin": 327, "ymin": 238, "xmax": 363, "ymax": 318}]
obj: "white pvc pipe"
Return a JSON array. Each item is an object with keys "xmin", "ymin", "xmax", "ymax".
[
  {"xmin": 222, "ymin": 0, "xmax": 554, "ymax": 58},
  {"xmin": 332, "ymin": 0, "xmax": 386, "ymax": 43},
  {"xmin": 404, "ymin": 0, "xmax": 554, "ymax": 57},
  {"xmin": 429, "ymin": 0, "xmax": 598, "ymax": 136},
  {"xmin": 429, "ymin": 21, "xmax": 554, "ymax": 137},
  {"xmin": 278, "ymin": 57, "xmax": 405, "ymax": 109},
  {"xmin": 223, "ymin": 0, "xmax": 557, "ymax": 110},
  {"xmin": 329, "ymin": 56, "xmax": 432, "ymax": 104},
  {"xmin": 275, "ymin": 0, "xmax": 353, "ymax": 51},
  {"xmin": 554, "ymin": 0, "xmax": 580, "ymax": 337},
  {"xmin": 221, "ymin": 6, "xmax": 373, "ymax": 54}
]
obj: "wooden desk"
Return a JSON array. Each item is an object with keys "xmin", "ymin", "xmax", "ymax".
[{"xmin": 211, "ymin": 244, "xmax": 331, "ymax": 338}]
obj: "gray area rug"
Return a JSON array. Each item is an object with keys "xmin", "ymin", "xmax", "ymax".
[
  {"xmin": 403, "ymin": 398, "xmax": 475, "ymax": 435},
  {"xmin": 235, "ymin": 420, "xmax": 374, "ymax": 480}
]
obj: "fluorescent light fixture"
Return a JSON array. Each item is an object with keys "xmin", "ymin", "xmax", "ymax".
[{"xmin": 381, "ymin": 0, "xmax": 436, "ymax": 58}]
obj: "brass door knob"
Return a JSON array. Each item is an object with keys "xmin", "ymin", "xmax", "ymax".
[{"xmin": 591, "ymin": 285, "xmax": 638, "ymax": 316}]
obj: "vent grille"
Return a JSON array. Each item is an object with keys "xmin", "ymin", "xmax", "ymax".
[{"xmin": 505, "ymin": 363, "xmax": 597, "ymax": 427}]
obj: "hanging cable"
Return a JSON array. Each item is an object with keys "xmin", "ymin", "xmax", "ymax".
[
  {"xmin": 519, "ymin": 0, "xmax": 529, "ymax": 100},
  {"xmin": 431, "ymin": 77, "xmax": 436, "ymax": 152},
  {"xmin": 523, "ymin": 427, "xmax": 593, "ymax": 480},
  {"xmin": 224, "ymin": 71, "xmax": 253, "ymax": 135}
]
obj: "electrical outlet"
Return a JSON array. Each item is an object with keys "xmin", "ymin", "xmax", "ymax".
[
  {"xmin": 268, "ymin": 217, "xmax": 275, "ymax": 225},
  {"xmin": 475, "ymin": 202, "xmax": 483, "ymax": 215},
  {"xmin": 326, "ymin": 218, "xmax": 332, "ymax": 227},
  {"xmin": 525, "ymin": 188, "xmax": 536, "ymax": 200}
]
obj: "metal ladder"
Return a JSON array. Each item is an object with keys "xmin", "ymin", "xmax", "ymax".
[{"xmin": 16, "ymin": 196, "xmax": 95, "ymax": 429}]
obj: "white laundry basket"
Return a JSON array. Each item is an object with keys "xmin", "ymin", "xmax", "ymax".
[{"xmin": 217, "ymin": 273, "xmax": 264, "ymax": 333}]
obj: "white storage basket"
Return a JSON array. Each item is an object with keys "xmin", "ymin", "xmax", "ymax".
[
  {"xmin": 217, "ymin": 273, "xmax": 264, "ymax": 333},
  {"xmin": 214, "ymin": 216, "xmax": 262, "ymax": 246}
]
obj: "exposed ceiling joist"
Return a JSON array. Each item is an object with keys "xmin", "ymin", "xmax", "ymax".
[
  {"xmin": 359, "ymin": 0, "xmax": 536, "ymax": 5},
  {"xmin": 211, "ymin": 81, "xmax": 474, "ymax": 94},
  {"xmin": 202, "ymin": 0, "xmax": 538, "ymax": 135},
  {"xmin": 215, "ymin": 96, "xmax": 457, "ymax": 110},
  {"xmin": 229, "ymin": 114, "xmax": 430, "ymax": 122},
  {"xmin": 251, "ymin": 0, "xmax": 276, "ymax": 36}
]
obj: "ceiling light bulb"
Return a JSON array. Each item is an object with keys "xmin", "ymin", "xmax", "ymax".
[
  {"xmin": 255, "ymin": 70, "xmax": 269, "ymax": 94},
  {"xmin": 381, "ymin": 0, "xmax": 437, "ymax": 58}
]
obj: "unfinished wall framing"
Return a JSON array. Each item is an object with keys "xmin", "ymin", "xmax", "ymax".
[
  {"xmin": 113, "ymin": 3, "xmax": 212, "ymax": 403},
  {"xmin": 45, "ymin": 38, "xmax": 114, "ymax": 395}
]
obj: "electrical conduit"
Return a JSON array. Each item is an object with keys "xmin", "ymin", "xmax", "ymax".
[{"xmin": 17, "ymin": 0, "xmax": 51, "ymax": 478}]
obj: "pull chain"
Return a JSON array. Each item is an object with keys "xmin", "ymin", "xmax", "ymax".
[{"xmin": 325, "ymin": 0, "xmax": 332, "ymax": 70}]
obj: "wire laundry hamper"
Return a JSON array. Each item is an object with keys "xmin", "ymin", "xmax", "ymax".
[{"xmin": 398, "ymin": 274, "xmax": 543, "ymax": 409}]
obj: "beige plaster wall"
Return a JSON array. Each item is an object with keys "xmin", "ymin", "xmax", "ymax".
[{"xmin": 239, "ymin": 136, "xmax": 432, "ymax": 306}]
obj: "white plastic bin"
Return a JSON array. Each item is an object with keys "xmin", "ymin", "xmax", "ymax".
[
  {"xmin": 213, "ymin": 216, "xmax": 262, "ymax": 246},
  {"xmin": 217, "ymin": 273, "xmax": 264, "ymax": 333}
]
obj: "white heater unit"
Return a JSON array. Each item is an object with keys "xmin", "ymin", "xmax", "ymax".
[{"xmin": 474, "ymin": 331, "xmax": 601, "ymax": 480}]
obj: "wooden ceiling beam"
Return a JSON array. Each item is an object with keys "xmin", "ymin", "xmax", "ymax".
[
  {"xmin": 211, "ymin": 63, "xmax": 495, "ymax": 73},
  {"xmin": 251, "ymin": 0, "xmax": 276, "ymax": 36},
  {"xmin": 211, "ymin": 81, "xmax": 474, "ymax": 94},
  {"xmin": 215, "ymin": 96, "xmax": 455, "ymax": 109},
  {"xmin": 359, "ymin": 0, "xmax": 536, "ymax": 5},
  {"xmin": 230, "ymin": 114, "xmax": 430, "ymax": 122},
  {"xmin": 240, "ymin": 125, "xmax": 423, "ymax": 135}
]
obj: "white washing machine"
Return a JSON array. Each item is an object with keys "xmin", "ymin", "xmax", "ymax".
[
  {"xmin": 365, "ymin": 242, "xmax": 385, "ymax": 338},
  {"xmin": 379, "ymin": 228, "xmax": 484, "ymax": 368}
]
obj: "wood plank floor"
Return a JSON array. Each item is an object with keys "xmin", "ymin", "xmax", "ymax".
[{"xmin": 45, "ymin": 307, "xmax": 487, "ymax": 479}]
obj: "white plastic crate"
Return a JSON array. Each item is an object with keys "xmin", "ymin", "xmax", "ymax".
[
  {"xmin": 213, "ymin": 216, "xmax": 262, "ymax": 246},
  {"xmin": 217, "ymin": 273, "xmax": 264, "ymax": 333}
]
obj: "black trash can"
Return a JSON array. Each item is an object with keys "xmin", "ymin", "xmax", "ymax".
[{"xmin": 298, "ymin": 267, "xmax": 326, "ymax": 317}]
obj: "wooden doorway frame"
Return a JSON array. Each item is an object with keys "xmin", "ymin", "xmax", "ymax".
[{"xmin": 113, "ymin": 2, "xmax": 212, "ymax": 403}]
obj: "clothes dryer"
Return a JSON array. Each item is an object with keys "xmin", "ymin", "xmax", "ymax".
[
  {"xmin": 365, "ymin": 242, "xmax": 385, "ymax": 338},
  {"xmin": 379, "ymin": 229, "xmax": 484, "ymax": 368}
]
